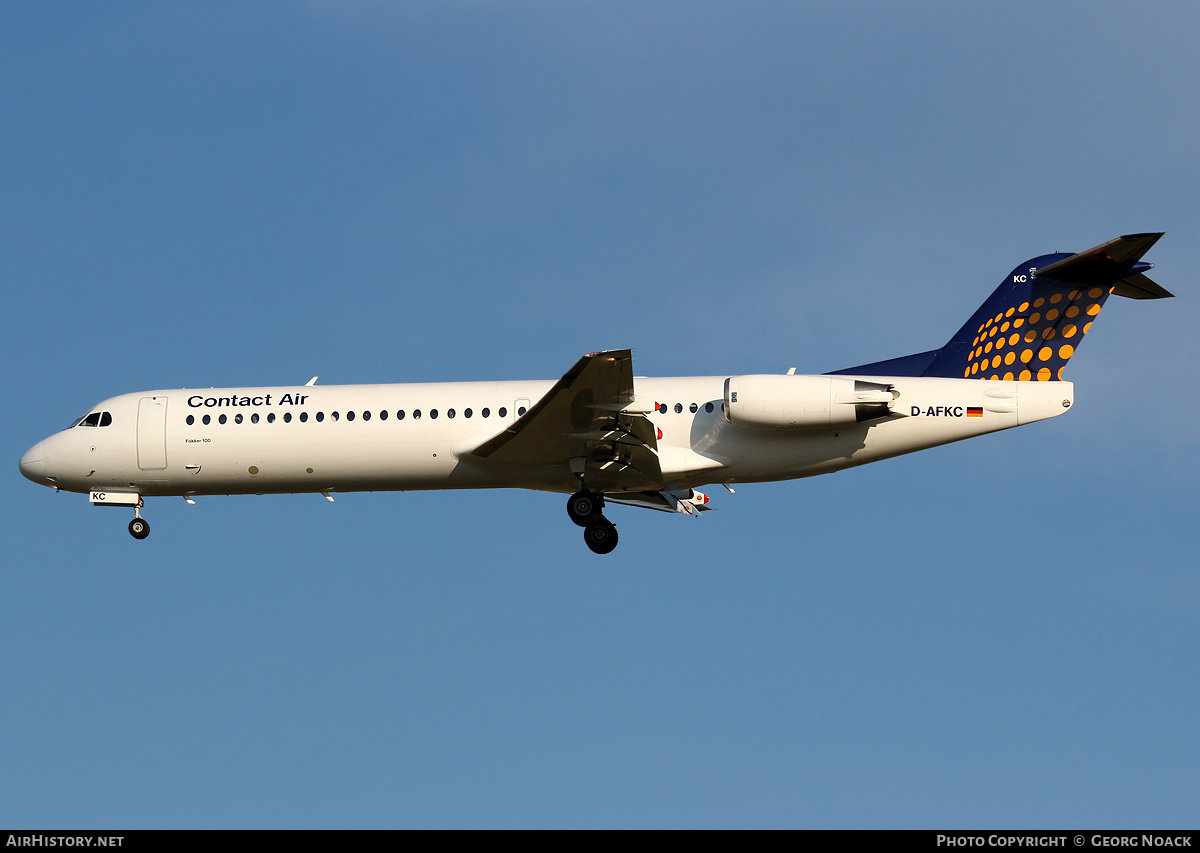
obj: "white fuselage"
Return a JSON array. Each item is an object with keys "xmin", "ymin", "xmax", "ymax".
[{"xmin": 20, "ymin": 374, "xmax": 1073, "ymax": 499}]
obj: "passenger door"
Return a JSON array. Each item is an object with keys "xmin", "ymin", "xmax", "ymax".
[{"xmin": 137, "ymin": 396, "xmax": 168, "ymax": 470}]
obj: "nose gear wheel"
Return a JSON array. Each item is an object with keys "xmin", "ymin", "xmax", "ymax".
[{"xmin": 128, "ymin": 517, "xmax": 150, "ymax": 539}]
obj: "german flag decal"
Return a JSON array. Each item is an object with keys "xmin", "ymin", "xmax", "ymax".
[{"xmin": 967, "ymin": 407, "xmax": 983, "ymax": 418}]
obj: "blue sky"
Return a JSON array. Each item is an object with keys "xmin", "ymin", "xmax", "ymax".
[{"xmin": 3, "ymin": 1, "xmax": 1198, "ymax": 828}]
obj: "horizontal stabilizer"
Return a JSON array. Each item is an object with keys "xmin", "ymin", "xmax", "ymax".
[
  {"xmin": 1034, "ymin": 232, "xmax": 1165, "ymax": 284},
  {"xmin": 1112, "ymin": 272, "xmax": 1174, "ymax": 300}
]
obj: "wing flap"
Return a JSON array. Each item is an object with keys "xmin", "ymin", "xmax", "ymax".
[{"xmin": 606, "ymin": 489, "xmax": 715, "ymax": 514}]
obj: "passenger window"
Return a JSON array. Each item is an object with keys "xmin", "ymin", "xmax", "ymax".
[
  {"xmin": 362, "ymin": 410, "xmax": 371, "ymax": 421},
  {"xmin": 300, "ymin": 412, "xmax": 308, "ymax": 423},
  {"xmin": 267, "ymin": 413, "xmax": 276, "ymax": 423},
  {"xmin": 482, "ymin": 408, "xmax": 490, "ymax": 418},
  {"xmin": 379, "ymin": 410, "xmax": 388, "ymax": 421},
  {"xmin": 464, "ymin": 408, "xmax": 472, "ymax": 418},
  {"xmin": 498, "ymin": 407, "xmax": 507, "ymax": 418},
  {"xmin": 413, "ymin": 409, "xmax": 422, "ymax": 419},
  {"xmin": 347, "ymin": 411, "xmax": 355, "ymax": 422},
  {"xmin": 674, "ymin": 403, "xmax": 682, "ymax": 413},
  {"xmin": 518, "ymin": 406, "xmax": 527, "ymax": 416},
  {"xmin": 283, "ymin": 412, "xmax": 292, "ymax": 423},
  {"xmin": 219, "ymin": 414, "xmax": 227, "ymax": 425},
  {"xmin": 689, "ymin": 403, "xmax": 697, "ymax": 413},
  {"xmin": 397, "ymin": 410, "xmax": 405, "ymax": 420},
  {"xmin": 447, "ymin": 409, "xmax": 455, "ymax": 419},
  {"xmin": 331, "ymin": 411, "xmax": 339, "ymax": 421},
  {"xmin": 203, "ymin": 414, "xmax": 212, "ymax": 425},
  {"xmin": 430, "ymin": 409, "xmax": 439, "ymax": 420},
  {"xmin": 315, "ymin": 412, "xmax": 324, "ymax": 422},
  {"xmin": 187, "ymin": 415, "xmax": 195, "ymax": 426},
  {"xmin": 705, "ymin": 402, "xmax": 714, "ymax": 413},
  {"xmin": 235, "ymin": 413, "xmax": 243, "ymax": 424},
  {"xmin": 251, "ymin": 413, "xmax": 260, "ymax": 424}
]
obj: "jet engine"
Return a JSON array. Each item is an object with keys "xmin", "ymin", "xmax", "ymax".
[{"xmin": 723, "ymin": 375, "xmax": 897, "ymax": 429}]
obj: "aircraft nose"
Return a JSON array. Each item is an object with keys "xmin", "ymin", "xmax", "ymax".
[{"xmin": 20, "ymin": 441, "xmax": 50, "ymax": 485}]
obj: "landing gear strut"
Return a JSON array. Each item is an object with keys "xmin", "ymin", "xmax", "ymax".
[{"xmin": 566, "ymin": 487, "xmax": 618, "ymax": 554}]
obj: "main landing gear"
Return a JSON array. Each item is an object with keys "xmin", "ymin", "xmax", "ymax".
[{"xmin": 567, "ymin": 488, "xmax": 618, "ymax": 555}]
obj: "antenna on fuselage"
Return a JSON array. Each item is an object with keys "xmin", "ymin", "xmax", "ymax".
[{"xmin": 305, "ymin": 376, "xmax": 318, "ymax": 386}]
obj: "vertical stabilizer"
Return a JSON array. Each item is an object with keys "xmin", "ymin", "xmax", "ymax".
[{"xmin": 833, "ymin": 234, "xmax": 1169, "ymax": 381}]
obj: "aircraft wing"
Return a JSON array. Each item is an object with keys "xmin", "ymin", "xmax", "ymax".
[{"xmin": 469, "ymin": 349, "xmax": 664, "ymax": 491}]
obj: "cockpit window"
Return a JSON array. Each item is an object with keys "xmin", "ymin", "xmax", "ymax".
[{"xmin": 73, "ymin": 411, "xmax": 113, "ymax": 428}]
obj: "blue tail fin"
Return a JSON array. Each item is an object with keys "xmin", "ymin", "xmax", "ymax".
[{"xmin": 833, "ymin": 233, "xmax": 1170, "ymax": 381}]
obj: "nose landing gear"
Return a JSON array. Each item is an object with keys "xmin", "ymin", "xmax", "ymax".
[
  {"xmin": 89, "ymin": 491, "xmax": 149, "ymax": 539},
  {"xmin": 128, "ymin": 505, "xmax": 150, "ymax": 540}
]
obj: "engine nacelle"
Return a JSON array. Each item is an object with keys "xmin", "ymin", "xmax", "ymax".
[{"xmin": 723, "ymin": 375, "xmax": 896, "ymax": 430}]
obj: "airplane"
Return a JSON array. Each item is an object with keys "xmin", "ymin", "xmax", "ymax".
[{"xmin": 19, "ymin": 233, "xmax": 1172, "ymax": 554}]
